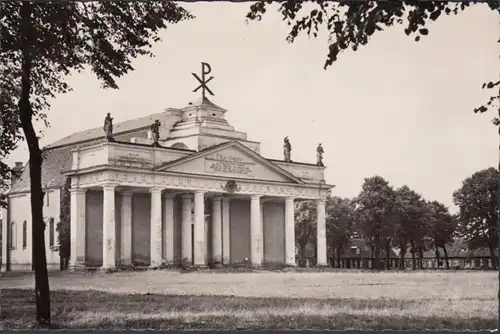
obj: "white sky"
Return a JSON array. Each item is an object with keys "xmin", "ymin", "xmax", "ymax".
[{"xmin": 5, "ymin": 2, "xmax": 500, "ymax": 212}]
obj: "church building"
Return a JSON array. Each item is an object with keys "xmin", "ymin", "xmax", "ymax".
[{"xmin": 1, "ymin": 65, "xmax": 333, "ymax": 272}]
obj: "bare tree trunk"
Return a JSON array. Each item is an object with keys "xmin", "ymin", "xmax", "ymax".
[
  {"xmin": 418, "ymin": 248, "xmax": 424, "ymax": 270},
  {"xmin": 385, "ymin": 239, "xmax": 391, "ymax": 270},
  {"xmin": 410, "ymin": 241, "xmax": 416, "ymax": 270},
  {"xmin": 374, "ymin": 235, "xmax": 382, "ymax": 271},
  {"xmin": 435, "ymin": 246, "xmax": 441, "ymax": 269},
  {"xmin": 489, "ymin": 245, "xmax": 497, "ymax": 270},
  {"xmin": 19, "ymin": 2, "xmax": 50, "ymax": 326},
  {"xmin": 336, "ymin": 244, "xmax": 342, "ymax": 268},
  {"xmin": 399, "ymin": 239, "xmax": 406, "ymax": 270},
  {"xmin": 442, "ymin": 246, "xmax": 450, "ymax": 269}
]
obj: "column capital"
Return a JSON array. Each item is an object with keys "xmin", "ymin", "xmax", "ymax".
[
  {"xmin": 150, "ymin": 187, "xmax": 163, "ymax": 194},
  {"xmin": 194, "ymin": 190, "xmax": 206, "ymax": 196},
  {"xmin": 102, "ymin": 183, "xmax": 118, "ymax": 191},
  {"xmin": 70, "ymin": 187, "xmax": 87, "ymax": 194},
  {"xmin": 212, "ymin": 195, "xmax": 223, "ymax": 201},
  {"xmin": 250, "ymin": 194, "xmax": 261, "ymax": 200},
  {"xmin": 164, "ymin": 192, "xmax": 176, "ymax": 199},
  {"xmin": 181, "ymin": 193, "xmax": 193, "ymax": 200},
  {"xmin": 121, "ymin": 190, "xmax": 134, "ymax": 197},
  {"xmin": 316, "ymin": 198, "xmax": 326, "ymax": 204},
  {"xmin": 285, "ymin": 196, "xmax": 295, "ymax": 201},
  {"xmin": 222, "ymin": 196, "xmax": 231, "ymax": 203}
]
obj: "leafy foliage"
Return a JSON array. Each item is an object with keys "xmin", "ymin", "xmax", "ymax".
[
  {"xmin": 0, "ymin": 1, "xmax": 192, "ymax": 325},
  {"xmin": 247, "ymin": 1, "xmax": 500, "ymax": 114},
  {"xmin": 0, "ymin": 1, "xmax": 193, "ymax": 205},
  {"xmin": 354, "ymin": 176, "xmax": 397, "ymax": 269},
  {"xmin": 294, "ymin": 200, "xmax": 316, "ymax": 266},
  {"xmin": 453, "ymin": 167, "xmax": 499, "ymax": 266},
  {"xmin": 325, "ymin": 196, "xmax": 355, "ymax": 266}
]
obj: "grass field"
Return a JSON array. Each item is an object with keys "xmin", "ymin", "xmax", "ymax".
[{"xmin": 0, "ymin": 269, "xmax": 497, "ymax": 330}]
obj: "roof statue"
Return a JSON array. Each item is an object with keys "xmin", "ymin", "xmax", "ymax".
[
  {"xmin": 150, "ymin": 119, "xmax": 161, "ymax": 147},
  {"xmin": 283, "ymin": 136, "xmax": 291, "ymax": 162},
  {"xmin": 192, "ymin": 62, "xmax": 215, "ymax": 99},
  {"xmin": 316, "ymin": 143, "xmax": 324, "ymax": 167},
  {"xmin": 103, "ymin": 113, "xmax": 114, "ymax": 141}
]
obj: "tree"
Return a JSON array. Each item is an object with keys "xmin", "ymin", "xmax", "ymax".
[
  {"xmin": 453, "ymin": 167, "xmax": 499, "ymax": 269},
  {"xmin": 354, "ymin": 176, "xmax": 397, "ymax": 270},
  {"xmin": 325, "ymin": 196, "xmax": 355, "ymax": 268},
  {"xmin": 0, "ymin": 1, "xmax": 192, "ymax": 326},
  {"xmin": 56, "ymin": 177, "xmax": 71, "ymax": 271},
  {"xmin": 426, "ymin": 200, "xmax": 457, "ymax": 269},
  {"xmin": 294, "ymin": 200, "xmax": 316, "ymax": 267},
  {"xmin": 393, "ymin": 185, "xmax": 429, "ymax": 270},
  {"xmin": 246, "ymin": 1, "xmax": 500, "ymax": 114}
]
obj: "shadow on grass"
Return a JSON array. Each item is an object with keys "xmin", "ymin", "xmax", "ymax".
[{"xmin": 1, "ymin": 289, "xmax": 495, "ymax": 330}]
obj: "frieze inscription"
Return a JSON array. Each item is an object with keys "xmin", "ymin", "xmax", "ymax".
[{"xmin": 205, "ymin": 153, "xmax": 255, "ymax": 176}]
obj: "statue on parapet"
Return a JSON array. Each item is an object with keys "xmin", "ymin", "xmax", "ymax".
[
  {"xmin": 316, "ymin": 143, "xmax": 324, "ymax": 167},
  {"xmin": 283, "ymin": 136, "xmax": 292, "ymax": 162},
  {"xmin": 150, "ymin": 119, "xmax": 161, "ymax": 146},
  {"xmin": 103, "ymin": 113, "xmax": 114, "ymax": 141}
]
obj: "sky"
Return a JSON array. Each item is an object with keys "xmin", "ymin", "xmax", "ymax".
[{"xmin": 5, "ymin": 2, "xmax": 500, "ymax": 212}]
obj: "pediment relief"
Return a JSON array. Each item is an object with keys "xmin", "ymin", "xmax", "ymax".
[{"xmin": 156, "ymin": 141, "xmax": 303, "ymax": 184}]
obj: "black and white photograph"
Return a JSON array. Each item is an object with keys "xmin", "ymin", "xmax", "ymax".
[{"xmin": 0, "ymin": 0, "xmax": 499, "ymax": 331}]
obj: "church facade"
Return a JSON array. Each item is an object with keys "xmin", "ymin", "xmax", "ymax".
[{"xmin": 1, "ymin": 87, "xmax": 333, "ymax": 272}]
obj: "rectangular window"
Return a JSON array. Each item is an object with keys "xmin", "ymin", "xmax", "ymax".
[
  {"xmin": 49, "ymin": 218, "xmax": 54, "ymax": 247},
  {"xmin": 22, "ymin": 221, "xmax": 27, "ymax": 249},
  {"xmin": 9, "ymin": 222, "xmax": 16, "ymax": 250},
  {"xmin": 46, "ymin": 191, "xmax": 50, "ymax": 207}
]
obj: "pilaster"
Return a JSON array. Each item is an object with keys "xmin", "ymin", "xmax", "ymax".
[
  {"xmin": 150, "ymin": 187, "xmax": 163, "ymax": 269},
  {"xmin": 250, "ymin": 194, "xmax": 262, "ymax": 267},
  {"xmin": 193, "ymin": 190, "xmax": 206, "ymax": 267},
  {"xmin": 163, "ymin": 193, "xmax": 176, "ymax": 266},
  {"xmin": 222, "ymin": 197, "xmax": 231, "ymax": 265},
  {"xmin": 285, "ymin": 197, "xmax": 296, "ymax": 267},
  {"xmin": 211, "ymin": 196, "xmax": 223, "ymax": 267},
  {"xmin": 120, "ymin": 191, "xmax": 133, "ymax": 267},
  {"xmin": 316, "ymin": 198, "xmax": 327, "ymax": 267},
  {"xmin": 102, "ymin": 184, "xmax": 117, "ymax": 271},
  {"xmin": 181, "ymin": 194, "xmax": 193, "ymax": 266},
  {"xmin": 69, "ymin": 188, "xmax": 87, "ymax": 270}
]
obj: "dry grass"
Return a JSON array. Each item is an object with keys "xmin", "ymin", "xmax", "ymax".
[{"xmin": 0, "ymin": 270, "xmax": 497, "ymax": 330}]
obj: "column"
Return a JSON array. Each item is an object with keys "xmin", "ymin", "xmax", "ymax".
[
  {"xmin": 222, "ymin": 197, "xmax": 231, "ymax": 265},
  {"xmin": 163, "ymin": 193, "xmax": 175, "ymax": 266},
  {"xmin": 260, "ymin": 201, "xmax": 264, "ymax": 264},
  {"xmin": 1, "ymin": 207, "xmax": 9, "ymax": 272},
  {"xmin": 69, "ymin": 188, "xmax": 86, "ymax": 269},
  {"xmin": 181, "ymin": 194, "xmax": 193, "ymax": 265},
  {"xmin": 316, "ymin": 198, "xmax": 327, "ymax": 267},
  {"xmin": 212, "ymin": 196, "xmax": 223, "ymax": 267},
  {"xmin": 250, "ymin": 194, "xmax": 262, "ymax": 267},
  {"xmin": 150, "ymin": 187, "xmax": 163, "ymax": 268},
  {"xmin": 193, "ymin": 191, "xmax": 206, "ymax": 267},
  {"xmin": 102, "ymin": 184, "xmax": 116, "ymax": 270},
  {"xmin": 120, "ymin": 191, "xmax": 133, "ymax": 266},
  {"xmin": 285, "ymin": 197, "xmax": 296, "ymax": 266}
]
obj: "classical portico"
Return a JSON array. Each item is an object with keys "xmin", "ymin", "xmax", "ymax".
[{"xmin": 66, "ymin": 132, "xmax": 333, "ymax": 270}]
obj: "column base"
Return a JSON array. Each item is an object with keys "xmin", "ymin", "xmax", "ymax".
[
  {"xmin": 315, "ymin": 264, "xmax": 329, "ymax": 269},
  {"xmin": 117, "ymin": 263, "xmax": 135, "ymax": 271},
  {"xmin": 68, "ymin": 264, "xmax": 87, "ymax": 273},
  {"xmin": 99, "ymin": 266, "xmax": 117, "ymax": 273},
  {"xmin": 211, "ymin": 262, "xmax": 223, "ymax": 269}
]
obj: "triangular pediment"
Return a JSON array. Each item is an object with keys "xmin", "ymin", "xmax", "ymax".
[{"xmin": 156, "ymin": 141, "xmax": 304, "ymax": 184}]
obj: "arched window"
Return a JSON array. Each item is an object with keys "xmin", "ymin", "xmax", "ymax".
[
  {"xmin": 9, "ymin": 221, "xmax": 16, "ymax": 250},
  {"xmin": 22, "ymin": 221, "xmax": 27, "ymax": 249},
  {"xmin": 49, "ymin": 218, "xmax": 55, "ymax": 247}
]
